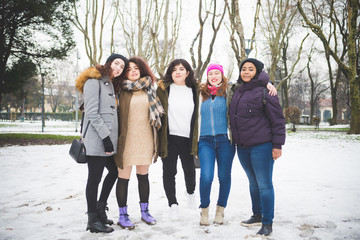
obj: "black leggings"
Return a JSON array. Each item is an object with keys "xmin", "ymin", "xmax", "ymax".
[{"xmin": 86, "ymin": 155, "xmax": 118, "ymax": 213}]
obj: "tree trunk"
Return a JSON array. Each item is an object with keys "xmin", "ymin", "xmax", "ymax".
[
  {"xmin": 325, "ymin": 50, "xmax": 338, "ymax": 125},
  {"xmin": 282, "ymin": 42, "xmax": 289, "ymax": 109},
  {"xmin": 348, "ymin": 0, "xmax": 360, "ymax": 134}
]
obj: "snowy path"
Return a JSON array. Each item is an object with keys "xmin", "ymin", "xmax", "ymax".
[{"xmin": 0, "ymin": 131, "xmax": 360, "ymax": 239}]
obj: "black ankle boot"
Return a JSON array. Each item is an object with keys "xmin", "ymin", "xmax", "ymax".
[
  {"xmin": 97, "ymin": 201, "xmax": 114, "ymax": 225},
  {"xmin": 256, "ymin": 223, "xmax": 272, "ymax": 237},
  {"xmin": 240, "ymin": 215, "xmax": 262, "ymax": 226},
  {"xmin": 86, "ymin": 212, "xmax": 114, "ymax": 233}
]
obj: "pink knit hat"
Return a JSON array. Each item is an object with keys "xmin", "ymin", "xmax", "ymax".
[{"xmin": 207, "ymin": 63, "xmax": 224, "ymax": 75}]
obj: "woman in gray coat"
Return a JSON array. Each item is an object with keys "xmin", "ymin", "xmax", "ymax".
[{"xmin": 75, "ymin": 53, "xmax": 128, "ymax": 233}]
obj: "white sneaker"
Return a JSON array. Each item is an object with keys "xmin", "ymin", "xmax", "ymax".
[
  {"xmin": 169, "ymin": 204, "xmax": 179, "ymax": 221},
  {"xmin": 186, "ymin": 193, "xmax": 197, "ymax": 209}
]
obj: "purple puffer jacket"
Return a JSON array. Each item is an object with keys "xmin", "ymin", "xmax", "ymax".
[{"xmin": 229, "ymin": 71, "xmax": 285, "ymax": 149}]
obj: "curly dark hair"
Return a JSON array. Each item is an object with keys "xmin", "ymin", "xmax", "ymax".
[
  {"xmin": 200, "ymin": 75, "xmax": 229, "ymax": 102},
  {"xmin": 124, "ymin": 56, "xmax": 156, "ymax": 83},
  {"xmin": 163, "ymin": 59, "xmax": 197, "ymax": 87},
  {"xmin": 95, "ymin": 59, "xmax": 128, "ymax": 92}
]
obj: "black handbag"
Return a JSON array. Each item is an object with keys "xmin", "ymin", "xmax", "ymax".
[
  {"xmin": 194, "ymin": 155, "xmax": 200, "ymax": 168},
  {"xmin": 69, "ymin": 108, "xmax": 89, "ymax": 164},
  {"xmin": 69, "ymin": 138, "xmax": 87, "ymax": 163}
]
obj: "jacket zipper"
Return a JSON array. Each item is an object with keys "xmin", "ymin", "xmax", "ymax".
[{"xmin": 210, "ymin": 100, "xmax": 215, "ymax": 136}]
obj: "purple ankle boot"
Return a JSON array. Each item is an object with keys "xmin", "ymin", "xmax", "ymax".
[
  {"xmin": 118, "ymin": 206, "xmax": 135, "ymax": 230},
  {"xmin": 140, "ymin": 202, "xmax": 156, "ymax": 225}
]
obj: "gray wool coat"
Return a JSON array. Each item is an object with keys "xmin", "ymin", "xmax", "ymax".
[{"xmin": 82, "ymin": 77, "xmax": 118, "ymax": 156}]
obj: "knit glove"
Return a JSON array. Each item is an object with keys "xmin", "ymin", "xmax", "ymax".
[{"xmin": 102, "ymin": 136, "xmax": 114, "ymax": 153}]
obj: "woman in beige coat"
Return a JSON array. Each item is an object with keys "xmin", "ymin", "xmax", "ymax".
[{"xmin": 114, "ymin": 56, "xmax": 164, "ymax": 230}]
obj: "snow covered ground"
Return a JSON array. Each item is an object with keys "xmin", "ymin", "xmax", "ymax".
[
  {"xmin": 0, "ymin": 123, "xmax": 360, "ymax": 239},
  {"xmin": 0, "ymin": 120, "xmax": 80, "ymax": 136}
]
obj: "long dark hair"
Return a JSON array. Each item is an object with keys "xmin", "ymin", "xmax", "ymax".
[
  {"xmin": 163, "ymin": 59, "xmax": 197, "ymax": 87},
  {"xmin": 124, "ymin": 56, "xmax": 156, "ymax": 83},
  {"xmin": 96, "ymin": 60, "xmax": 128, "ymax": 92}
]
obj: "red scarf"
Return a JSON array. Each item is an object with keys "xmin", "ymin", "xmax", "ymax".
[{"xmin": 207, "ymin": 85, "xmax": 220, "ymax": 95}]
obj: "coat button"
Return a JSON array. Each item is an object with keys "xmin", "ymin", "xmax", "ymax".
[{"xmin": 105, "ymin": 82, "xmax": 109, "ymax": 86}]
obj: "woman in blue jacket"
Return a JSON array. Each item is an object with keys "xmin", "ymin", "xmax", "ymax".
[
  {"xmin": 199, "ymin": 63, "xmax": 276, "ymax": 226},
  {"xmin": 229, "ymin": 58, "xmax": 286, "ymax": 237},
  {"xmin": 198, "ymin": 63, "xmax": 235, "ymax": 226}
]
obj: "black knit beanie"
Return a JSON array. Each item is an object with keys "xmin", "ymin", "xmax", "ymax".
[
  {"xmin": 105, "ymin": 53, "xmax": 128, "ymax": 66},
  {"xmin": 239, "ymin": 58, "xmax": 264, "ymax": 75}
]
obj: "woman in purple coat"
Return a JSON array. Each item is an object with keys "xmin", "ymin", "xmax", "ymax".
[{"xmin": 229, "ymin": 58, "xmax": 285, "ymax": 237}]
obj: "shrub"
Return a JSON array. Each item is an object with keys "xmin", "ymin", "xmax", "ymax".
[
  {"xmin": 313, "ymin": 116, "xmax": 320, "ymax": 130},
  {"xmin": 285, "ymin": 106, "xmax": 301, "ymax": 132}
]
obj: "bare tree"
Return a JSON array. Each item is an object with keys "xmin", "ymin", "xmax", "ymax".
[
  {"xmin": 298, "ymin": 0, "xmax": 360, "ymax": 133},
  {"xmin": 119, "ymin": 0, "xmax": 154, "ymax": 59},
  {"xmin": 118, "ymin": 0, "xmax": 181, "ymax": 78},
  {"xmin": 47, "ymin": 80, "xmax": 69, "ymax": 113},
  {"xmin": 224, "ymin": 0, "xmax": 261, "ymax": 67},
  {"xmin": 72, "ymin": 0, "xmax": 118, "ymax": 65},
  {"xmin": 259, "ymin": 0, "xmax": 308, "ymax": 96},
  {"xmin": 151, "ymin": 0, "xmax": 182, "ymax": 79},
  {"xmin": 298, "ymin": 0, "xmax": 352, "ymax": 125},
  {"xmin": 190, "ymin": 0, "xmax": 227, "ymax": 82},
  {"xmin": 305, "ymin": 47, "xmax": 329, "ymax": 124}
]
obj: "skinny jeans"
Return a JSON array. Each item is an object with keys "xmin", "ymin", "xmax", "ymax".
[
  {"xmin": 237, "ymin": 142, "xmax": 274, "ymax": 225},
  {"xmin": 198, "ymin": 134, "xmax": 235, "ymax": 208}
]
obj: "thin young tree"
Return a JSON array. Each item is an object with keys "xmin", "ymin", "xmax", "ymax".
[
  {"xmin": 118, "ymin": 0, "xmax": 181, "ymax": 78},
  {"xmin": 71, "ymin": 0, "xmax": 118, "ymax": 65},
  {"xmin": 190, "ymin": 0, "xmax": 227, "ymax": 82},
  {"xmin": 259, "ymin": 0, "xmax": 308, "ymax": 96},
  {"xmin": 224, "ymin": 0, "xmax": 261, "ymax": 67},
  {"xmin": 305, "ymin": 47, "xmax": 329, "ymax": 124}
]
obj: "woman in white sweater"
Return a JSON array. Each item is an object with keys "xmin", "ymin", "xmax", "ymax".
[{"xmin": 157, "ymin": 59, "xmax": 199, "ymax": 218}]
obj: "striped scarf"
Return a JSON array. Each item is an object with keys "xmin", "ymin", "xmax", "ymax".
[{"xmin": 122, "ymin": 76, "xmax": 164, "ymax": 129}]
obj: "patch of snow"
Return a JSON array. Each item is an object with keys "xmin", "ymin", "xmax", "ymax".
[{"xmin": 0, "ymin": 131, "xmax": 359, "ymax": 239}]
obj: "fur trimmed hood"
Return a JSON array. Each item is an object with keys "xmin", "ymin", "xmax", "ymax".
[{"xmin": 75, "ymin": 67, "xmax": 102, "ymax": 93}]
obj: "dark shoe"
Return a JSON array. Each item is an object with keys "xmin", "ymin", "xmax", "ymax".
[
  {"xmin": 97, "ymin": 201, "xmax": 114, "ymax": 225},
  {"xmin": 86, "ymin": 212, "xmax": 114, "ymax": 233},
  {"xmin": 256, "ymin": 223, "xmax": 272, "ymax": 237},
  {"xmin": 240, "ymin": 215, "xmax": 262, "ymax": 226}
]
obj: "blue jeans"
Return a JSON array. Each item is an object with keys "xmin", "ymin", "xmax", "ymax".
[
  {"xmin": 237, "ymin": 142, "xmax": 274, "ymax": 225},
  {"xmin": 199, "ymin": 134, "xmax": 235, "ymax": 208}
]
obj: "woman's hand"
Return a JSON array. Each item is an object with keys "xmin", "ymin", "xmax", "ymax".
[
  {"xmin": 103, "ymin": 136, "xmax": 114, "ymax": 155},
  {"xmin": 272, "ymin": 148, "xmax": 282, "ymax": 160},
  {"xmin": 267, "ymin": 83, "xmax": 277, "ymax": 96}
]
